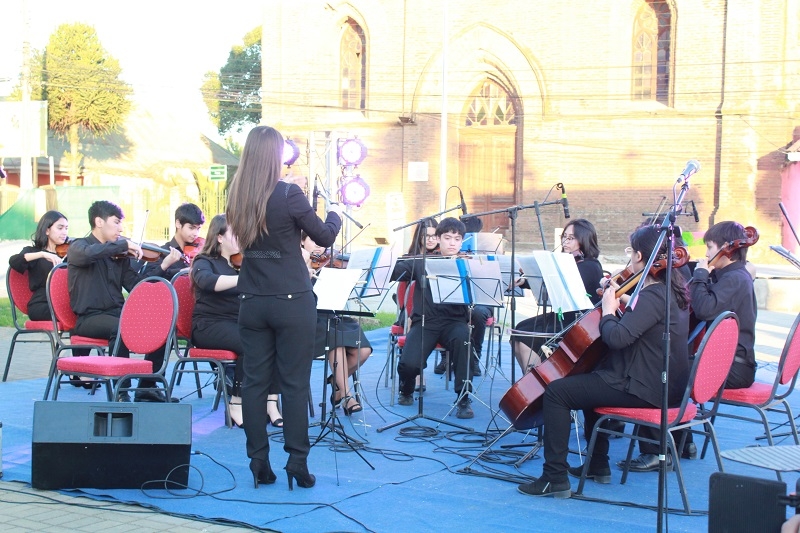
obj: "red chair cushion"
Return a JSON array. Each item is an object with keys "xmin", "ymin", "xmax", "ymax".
[
  {"xmin": 720, "ymin": 382, "xmax": 773, "ymax": 405},
  {"xmin": 188, "ymin": 348, "xmax": 238, "ymax": 361},
  {"xmin": 57, "ymin": 356, "xmax": 152, "ymax": 376},
  {"xmin": 24, "ymin": 320, "xmax": 56, "ymax": 331},
  {"xmin": 486, "ymin": 317, "xmax": 495, "ymax": 326},
  {"xmin": 595, "ymin": 404, "xmax": 698, "ymax": 425},
  {"xmin": 390, "ymin": 325, "xmax": 404, "ymax": 335},
  {"xmin": 69, "ymin": 336, "xmax": 109, "ymax": 347},
  {"xmin": 397, "ymin": 336, "xmax": 406, "ymax": 348}
]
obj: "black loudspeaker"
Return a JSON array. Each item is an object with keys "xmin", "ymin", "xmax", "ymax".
[
  {"xmin": 708, "ymin": 472, "xmax": 787, "ymax": 533},
  {"xmin": 31, "ymin": 401, "xmax": 192, "ymax": 490}
]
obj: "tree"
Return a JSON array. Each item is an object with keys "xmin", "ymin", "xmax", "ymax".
[
  {"xmin": 40, "ymin": 23, "xmax": 131, "ymax": 184},
  {"xmin": 202, "ymin": 26, "xmax": 262, "ymax": 136}
]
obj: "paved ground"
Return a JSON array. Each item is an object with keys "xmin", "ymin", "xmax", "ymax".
[{"xmin": 0, "ymin": 325, "xmax": 261, "ymax": 532}]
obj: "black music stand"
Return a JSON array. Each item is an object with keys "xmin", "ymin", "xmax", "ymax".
[
  {"xmin": 311, "ymin": 268, "xmax": 375, "ymax": 471},
  {"xmin": 423, "ymin": 256, "xmax": 505, "ymax": 419}
]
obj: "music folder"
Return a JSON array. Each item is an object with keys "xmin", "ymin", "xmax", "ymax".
[
  {"xmin": 345, "ymin": 243, "xmax": 401, "ymax": 299},
  {"xmin": 531, "ymin": 250, "xmax": 593, "ymax": 313},
  {"xmin": 424, "ymin": 256, "xmax": 504, "ymax": 307},
  {"xmin": 313, "ymin": 268, "xmax": 364, "ymax": 312}
]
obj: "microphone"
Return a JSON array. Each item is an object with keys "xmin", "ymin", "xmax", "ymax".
[
  {"xmin": 558, "ymin": 183, "xmax": 571, "ymax": 219},
  {"xmin": 458, "ymin": 188, "xmax": 483, "ymax": 232},
  {"xmin": 312, "ymin": 186, "xmax": 319, "ymax": 211},
  {"xmin": 691, "ymin": 200, "xmax": 699, "ymax": 223},
  {"xmin": 459, "ymin": 189, "xmax": 468, "ymax": 217},
  {"xmin": 679, "ymin": 160, "xmax": 700, "ymax": 181}
]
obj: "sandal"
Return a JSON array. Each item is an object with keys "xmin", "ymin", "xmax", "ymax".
[
  {"xmin": 338, "ymin": 395, "xmax": 363, "ymax": 416},
  {"xmin": 267, "ymin": 398, "xmax": 283, "ymax": 428}
]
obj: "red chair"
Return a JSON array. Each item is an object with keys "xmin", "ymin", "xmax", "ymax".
[
  {"xmin": 168, "ymin": 271, "xmax": 238, "ymax": 427},
  {"xmin": 575, "ymin": 311, "xmax": 739, "ymax": 514},
  {"xmin": 50, "ymin": 276, "xmax": 178, "ymax": 402},
  {"xmin": 714, "ymin": 312, "xmax": 800, "ymax": 450},
  {"xmin": 384, "ymin": 280, "xmax": 409, "ymax": 388},
  {"xmin": 3, "ymin": 266, "xmax": 60, "ymax": 382},
  {"xmin": 42, "ymin": 264, "xmax": 109, "ymax": 400}
]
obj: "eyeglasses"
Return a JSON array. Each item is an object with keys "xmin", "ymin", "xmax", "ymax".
[
  {"xmin": 425, "ymin": 234, "xmax": 438, "ymax": 240},
  {"xmin": 561, "ymin": 235, "xmax": 575, "ymax": 243},
  {"xmin": 624, "ymin": 246, "xmax": 633, "ymax": 258}
]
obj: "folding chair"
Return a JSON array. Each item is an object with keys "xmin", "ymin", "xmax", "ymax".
[
  {"xmin": 42, "ymin": 264, "xmax": 109, "ymax": 400},
  {"xmin": 3, "ymin": 266, "xmax": 60, "ymax": 381},
  {"xmin": 168, "ymin": 271, "xmax": 238, "ymax": 427},
  {"xmin": 714, "ymin": 312, "xmax": 800, "ymax": 453},
  {"xmin": 50, "ymin": 276, "xmax": 178, "ymax": 402},
  {"xmin": 575, "ymin": 311, "xmax": 740, "ymax": 514}
]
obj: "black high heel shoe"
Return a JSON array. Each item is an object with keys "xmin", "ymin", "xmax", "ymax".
[
  {"xmin": 337, "ymin": 395, "xmax": 363, "ymax": 416},
  {"xmin": 284, "ymin": 463, "xmax": 316, "ymax": 490},
  {"xmin": 249, "ymin": 458, "xmax": 277, "ymax": 488}
]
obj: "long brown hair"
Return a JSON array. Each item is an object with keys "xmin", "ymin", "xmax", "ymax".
[
  {"xmin": 226, "ymin": 126, "xmax": 284, "ymax": 249},
  {"xmin": 198, "ymin": 214, "xmax": 229, "ymax": 258}
]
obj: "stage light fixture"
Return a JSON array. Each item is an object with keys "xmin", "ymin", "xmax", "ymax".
[
  {"xmin": 339, "ymin": 175, "xmax": 370, "ymax": 206},
  {"xmin": 283, "ymin": 139, "xmax": 300, "ymax": 166},
  {"xmin": 337, "ymin": 138, "xmax": 368, "ymax": 166}
]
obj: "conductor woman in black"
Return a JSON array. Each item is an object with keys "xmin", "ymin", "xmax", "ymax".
[{"xmin": 226, "ymin": 126, "xmax": 342, "ymax": 490}]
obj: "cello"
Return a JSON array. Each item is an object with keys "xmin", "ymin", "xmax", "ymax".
[{"xmin": 499, "ymin": 245, "xmax": 690, "ymax": 430}]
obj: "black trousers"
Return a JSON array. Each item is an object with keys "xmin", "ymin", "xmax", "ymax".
[
  {"xmin": 73, "ymin": 309, "xmax": 166, "ymax": 388},
  {"xmin": 239, "ymin": 291, "xmax": 315, "ymax": 465},
  {"xmin": 27, "ymin": 300, "xmax": 51, "ymax": 322},
  {"xmin": 726, "ymin": 361, "xmax": 756, "ymax": 389},
  {"xmin": 397, "ymin": 317, "xmax": 470, "ymax": 396},
  {"xmin": 542, "ymin": 372, "xmax": 652, "ymax": 483}
]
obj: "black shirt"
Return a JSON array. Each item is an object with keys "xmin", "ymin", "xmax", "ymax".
[
  {"xmin": 596, "ymin": 283, "xmax": 690, "ymax": 407},
  {"xmin": 67, "ymin": 234, "xmax": 166, "ymax": 316},
  {"xmin": 238, "ymin": 181, "xmax": 341, "ymax": 296},
  {"xmin": 143, "ymin": 237, "xmax": 188, "ymax": 281},
  {"xmin": 688, "ymin": 260, "xmax": 757, "ymax": 367},
  {"xmin": 191, "ymin": 255, "xmax": 239, "ymax": 323}
]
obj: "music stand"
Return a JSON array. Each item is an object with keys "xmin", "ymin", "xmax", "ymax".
[
  {"xmin": 311, "ymin": 268, "xmax": 375, "ymax": 470},
  {"xmin": 423, "ymin": 256, "xmax": 505, "ymax": 418}
]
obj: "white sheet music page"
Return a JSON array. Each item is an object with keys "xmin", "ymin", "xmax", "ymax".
[
  {"xmin": 313, "ymin": 268, "xmax": 364, "ymax": 311},
  {"xmin": 531, "ymin": 250, "xmax": 593, "ymax": 313}
]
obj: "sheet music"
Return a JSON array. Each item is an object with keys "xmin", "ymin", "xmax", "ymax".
[
  {"xmin": 313, "ymin": 268, "xmax": 364, "ymax": 311},
  {"xmin": 345, "ymin": 242, "xmax": 401, "ymax": 298},
  {"xmin": 531, "ymin": 250, "xmax": 593, "ymax": 312},
  {"xmin": 424, "ymin": 256, "xmax": 504, "ymax": 307},
  {"xmin": 516, "ymin": 255, "xmax": 546, "ymax": 305}
]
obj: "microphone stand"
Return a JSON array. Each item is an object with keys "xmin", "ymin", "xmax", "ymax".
[
  {"xmin": 462, "ymin": 196, "xmax": 565, "ymax": 384},
  {"xmin": 378, "ymin": 207, "xmax": 471, "ymax": 433}
]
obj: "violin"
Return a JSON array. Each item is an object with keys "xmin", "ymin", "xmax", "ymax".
[
  {"xmin": 707, "ymin": 226, "xmax": 759, "ymax": 268},
  {"xmin": 597, "ymin": 245, "xmax": 691, "ymax": 297},
  {"xmin": 112, "ymin": 239, "xmax": 173, "ymax": 262},
  {"xmin": 183, "ymin": 238, "xmax": 205, "ymax": 265},
  {"xmin": 55, "ymin": 238, "xmax": 72, "ymax": 258},
  {"xmin": 310, "ymin": 249, "xmax": 350, "ymax": 270},
  {"xmin": 230, "ymin": 252, "xmax": 243, "ymax": 270}
]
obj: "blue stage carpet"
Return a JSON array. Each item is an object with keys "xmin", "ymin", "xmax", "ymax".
[{"xmin": 2, "ymin": 327, "xmax": 799, "ymax": 532}]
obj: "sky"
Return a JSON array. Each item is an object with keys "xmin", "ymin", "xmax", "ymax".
[{"xmin": 1, "ymin": 0, "xmax": 266, "ymax": 141}]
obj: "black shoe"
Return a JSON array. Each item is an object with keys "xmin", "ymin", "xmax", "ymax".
[
  {"xmin": 617, "ymin": 453, "xmax": 672, "ymax": 472},
  {"xmin": 116, "ymin": 391, "xmax": 131, "ymax": 402},
  {"xmin": 249, "ymin": 458, "xmax": 277, "ymax": 487},
  {"xmin": 471, "ymin": 359, "xmax": 482, "ymax": 377},
  {"xmin": 456, "ymin": 397, "xmax": 474, "ymax": 419},
  {"xmin": 433, "ymin": 359, "xmax": 448, "ymax": 375},
  {"xmin": 397, "ymin": 393, "xmax": 414, "ymax": 406},
  {"xmin": 517, "ymin": 477, "xmax": 571, "ymax": 499},
  {"xmin": 567, "ymin": 463, "xmax": 611, "ymax": 484},
  {"xmin": 605, "ymin": 419, "xmax": 626, "ymax": 437},
  {"xmin": 285, "ymin": 462, "xmax": 316, "ymax": 490},
  {"xmin": 134, "ymin": 389, "xmax": 179, "ymax": 403},
  {"xmin": 681, "ymin": 442, "xmax": 697, "ymax": 460}
]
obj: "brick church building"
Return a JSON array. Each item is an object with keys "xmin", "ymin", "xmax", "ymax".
[{"xmin": 262, "ymin": 0, "xmax": 800, "ymax": 261}]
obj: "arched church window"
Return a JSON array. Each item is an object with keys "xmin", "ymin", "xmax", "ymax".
[
  {"xmin": 341, "ymin": 19, "xmax": 366, "ymax": 112},
  {"xmin": 464, "ymin": 80, "xmax": 516, "ymax": 127},
  {"xmin": 632, "ymin": 0, "xmax": 672, "ymax": 104}
]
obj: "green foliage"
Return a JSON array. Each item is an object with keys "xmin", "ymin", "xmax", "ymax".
[
  {"xmin": 203, "ymin": 26, "xmax": 262, "ymax": 136},
  {"xmin": 0, "ymin": 298, "xmax": 20, "ymax": 328}
]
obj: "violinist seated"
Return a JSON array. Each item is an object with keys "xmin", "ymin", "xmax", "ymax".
[
  {"xmin": 390, "ymin": 217, "xmax": 475, "ymax": 419},
  {"xmin": 142, "ymin": 202, "xmax": 205, "ymax": 279},
  {"xmin": 67, "ymin": 200, "xmax": 184, "ymax": 403},
  {"xmin": 517, "ymin": 224, "xmax": 690, "ymax": 499},
  {"xmin": 9, "ymin": 210, "xmax": 70, "ymax": 321},
  {"xmin": 690, "ymin": 221, "xmax": 757, "ymax": 389},
  {"xmin": 509, "ymin": 219, "xmax": 604, "ymax": 375},
  {"xmin": 301, "ymin": 232, "xmax": 372, "ymax": 415},
  {"xmin": 190, "ymin": 214, "xmax": 282, "ymax": 427}
]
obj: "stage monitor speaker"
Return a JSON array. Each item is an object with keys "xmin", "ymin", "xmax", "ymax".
[
  {"xmin": 708, "ymin": 472, "xmax": 787, "ymax": 533},
  {"xmin": 31, "ymin": 401, "xmax": 192, "ymax": 490}
]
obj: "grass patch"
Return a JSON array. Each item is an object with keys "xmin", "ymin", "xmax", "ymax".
[{"xmin": 0, "ymin": 298, "xmax": 21, "ymax": 328}]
